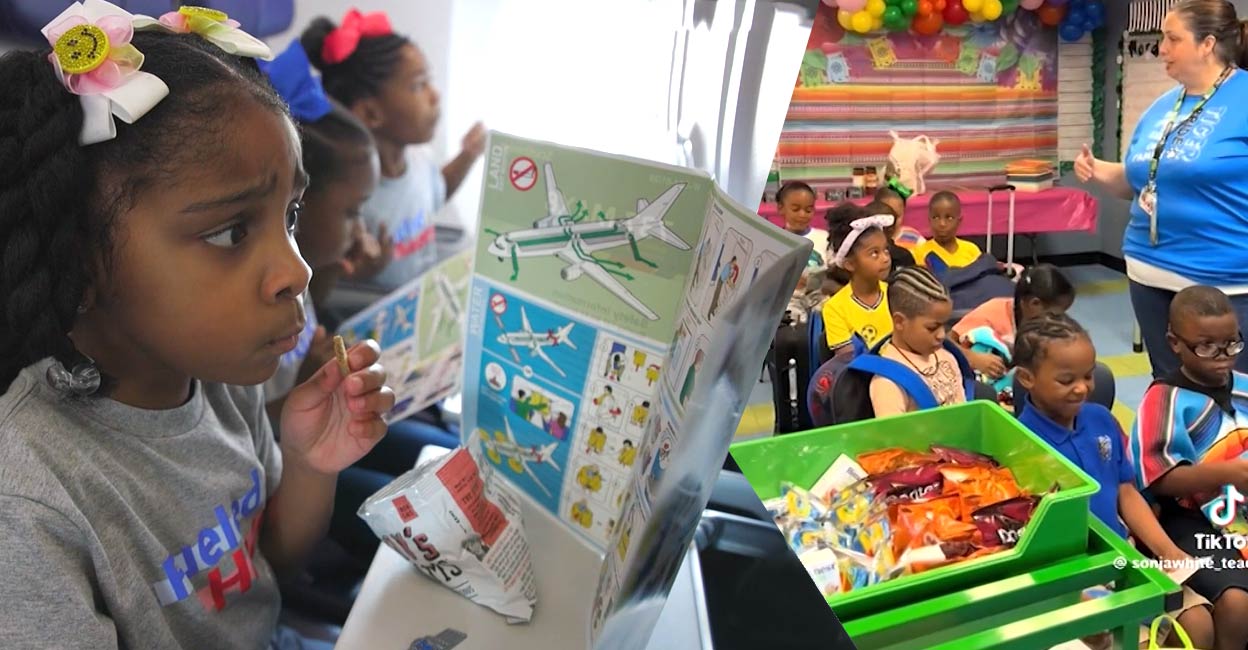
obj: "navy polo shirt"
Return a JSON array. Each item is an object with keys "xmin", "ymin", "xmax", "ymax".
[{"xmin": 1017, "ymin": 397, "xmax": 1134, "ymax": 538}]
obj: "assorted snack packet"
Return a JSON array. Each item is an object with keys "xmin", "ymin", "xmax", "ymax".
[
  {"xmin": 358, "ymin": 448, "xmax": 539, "ymax": 623},
  {"xmin": 771, "ymin": 444, "xmax": 1052, "ymax": 596}
]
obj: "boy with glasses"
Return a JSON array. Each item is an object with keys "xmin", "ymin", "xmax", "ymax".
[{"xmin": 1130, "ymin": 285, "xmax": 1248, "ymax": 645}]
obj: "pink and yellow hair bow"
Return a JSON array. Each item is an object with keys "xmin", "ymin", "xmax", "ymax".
[
  {"xmin": 42, "ymin": 0, "xmax": 169, "ymax": 145},
  {"xmin": 133, "ymin": 5, "xmax": 272, "ymax": 60}
]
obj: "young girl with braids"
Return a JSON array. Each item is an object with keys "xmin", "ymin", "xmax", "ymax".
[
  {"xmin": 302, "ymin": 9, "xmax": 486, "ymax": 292},
  {"xmin": 0, "ymin": 3, "xmax": 393, "ymax": 647},
  {"xmin": 868, "ymin": 266, "xmax": 966, "ymax": 417},
  {"xmin": 1015, "ymin": 314, "xmax": 1215, "ymax": 649}
]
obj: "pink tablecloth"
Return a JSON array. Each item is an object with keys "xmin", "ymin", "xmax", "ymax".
[{"xmin": 757, "ymin": 187, "xmax": 1099, "ymax": 238}]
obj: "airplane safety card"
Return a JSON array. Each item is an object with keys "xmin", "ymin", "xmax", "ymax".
[
  {"xmin": 460, "ymin": 132, "xmax": 810, "ymax": 647},
  {"xmin": 337, "ymin": 248, "xmax": 473, "ymax": 423}
]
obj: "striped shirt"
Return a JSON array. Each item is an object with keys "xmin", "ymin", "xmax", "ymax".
[{"xmin": 1129, "ymin": 371, "xmax": 1248, "ymax": 511}]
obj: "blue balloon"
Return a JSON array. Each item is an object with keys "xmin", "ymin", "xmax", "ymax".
[
  {"xmin": 1066, "ymin": 7, "xmax": 1085, "ymax": 24},
  {"xmin": 1084, "ymin": 17, "xmax": 1098, "ymax": 31},
  {"xmin": 1061, "ymin": 22, "xmax": 1085, "ymax": 41},
  {"xmin": 1084, "ymin": 1, "xmax": 1104, "ymax": 20}
]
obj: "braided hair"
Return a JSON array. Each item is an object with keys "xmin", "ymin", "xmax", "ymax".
[
  {"xmin": 302, "ymin": 17, "xmax": 411, "ymax": 108},
  {"xmin": 1013, "ymin": 312, "xmax": 1091, "ymax": 371},
  {"xmin": 0, "ymin": 32, "xmax": 286, "ymax": 394},
  {"xmin": 1014, "ymin": 263, "xmax": 1075, "ymax": 325},
  {"xmin": 888, "ymin": 266, "xmax": 949, "ymax": 318},
  {"xmin": 301, "ymin": 100, "xmax": 375, "ymax": 193}
]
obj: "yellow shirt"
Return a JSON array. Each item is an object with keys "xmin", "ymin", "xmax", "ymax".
[
  {"xmin": 915, "ymin": 238, "xmax": 982, "ymax": 269},
  {"xmin": 821, "ymin": 283, "xmax": 892, "ymax": 350}
]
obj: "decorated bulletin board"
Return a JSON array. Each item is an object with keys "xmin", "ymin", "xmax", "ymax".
[{"xmin": 775, "ymin": 0, "xmax": 1107, "ymax": 197}]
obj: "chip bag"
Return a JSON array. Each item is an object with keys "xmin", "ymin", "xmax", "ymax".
[
  {"xmin": 873, "ymin": 464, "xmax": 944, "ymax": 504},
  {"xmin": 972, "ymin": 495, "xmax": 1042, "ymax": 548},
  {"xmin": 358, "ymin": 448, "xmax": 538, "ymax": 623},
  {"xmin": 930, "ymin": 444, "xmax": 1000, "ymax": 467},
  {"xmin": 857, "ymin": 448, "xmax": 936, "ymax": 475}
]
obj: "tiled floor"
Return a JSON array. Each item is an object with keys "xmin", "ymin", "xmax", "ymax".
[{"xmin": 735, "ymin": 264, "xmax": 1150, "ymax": 438}]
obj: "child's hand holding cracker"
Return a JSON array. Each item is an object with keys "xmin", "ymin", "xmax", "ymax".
[{"xmin": 281, "ymin": 337, "xmax": 393, "ymax": 474}]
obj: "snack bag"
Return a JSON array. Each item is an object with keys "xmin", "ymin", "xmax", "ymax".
[
  {"xmin": 811, "ymin": 454, "xmax": 869, "ymax": 501},
  {"xmin": 857, "ymin": 448, "xmax": 936, "ymax": 475},
  {"xmin": 893, "ymin": 495, "xmax": 976, "ymax": 554},
  {"xmin": 798, "ymin": 548, "xmax": 843, "ymax": 596},
  {"xmin": 930, "ymin": 445, "xmax": 999, "ymax": 467},
  {"xmin": 971, "ymin": 495, "xmax": 1042, "ymax": 548},
  {"xmin": 872, "ymin": 464, "xmax": 944, "ymax": 504},
  {"xmin": 358, "ymin": 448, "xmax": 538, "ymax": 623}
]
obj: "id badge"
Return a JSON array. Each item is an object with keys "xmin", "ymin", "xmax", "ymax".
[{"xmin": 1138, "ymin": 184, "xmax": 1157, "ymax": 218}]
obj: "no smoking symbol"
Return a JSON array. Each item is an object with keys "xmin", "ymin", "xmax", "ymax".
[
  {"xmin": 490, "ymin": 293, "xmax": 507, "ymax": 315},
  {"xmin": 509, "ymin": 157, "xmax": 537, "ymax": 191}
]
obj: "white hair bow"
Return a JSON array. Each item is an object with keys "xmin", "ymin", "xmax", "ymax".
[
  {"xmin": 830, "ymin": 213, "xmax": 895, "ymax": 267},
  {"xmin": 42, "ymin": 0, "xmax": 170, "ymax": 146},
  {"xmin": 133, "ymin": 6, "xmax": 272, "ymax": 61}
]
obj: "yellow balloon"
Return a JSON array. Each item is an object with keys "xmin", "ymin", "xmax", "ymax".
[
  {"xmin": 963, "ymin": 0, "xmax": 983, "ymax": 11},
  {"xmin": 851, "ymin": 9, "xmax": 873, "ymax": 32},
  {"xmin": 872, "ymin": 15, "xmax": 884, "ymax": 30},
  {"xmin": 838, "ymin": 8, "xmax": 853, "ymax": 29},
  {"xmin": 866, "ymin": 0, "xmax": 886, "ymax": 17},
  {"xmin": 982, "ymin": 0, "xmax": 1003, "ymax": 19}
]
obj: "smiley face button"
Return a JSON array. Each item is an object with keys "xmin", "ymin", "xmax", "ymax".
[{"xmin": 54, "ymin": 24, "xmax": 110, "ymax": 75}]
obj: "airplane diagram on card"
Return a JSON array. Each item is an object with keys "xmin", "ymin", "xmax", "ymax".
[{"xmin": 483, "ymin": 162, "xmax": 690, "ymax": 322}]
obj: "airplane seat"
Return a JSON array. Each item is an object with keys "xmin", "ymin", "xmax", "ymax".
[{"xmin": 706, "ymin": 469, "xmax": 769, "ymax": 522}]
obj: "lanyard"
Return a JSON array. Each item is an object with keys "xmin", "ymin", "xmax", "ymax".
[{"xmin": 1145, "ymin": 66, "xmax": 1233, "ymax": 244}]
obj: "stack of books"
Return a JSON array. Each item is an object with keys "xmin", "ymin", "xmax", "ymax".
[{"xmin": 1005, "ymin": 159, "xmax": 1055, "ymax": 192}]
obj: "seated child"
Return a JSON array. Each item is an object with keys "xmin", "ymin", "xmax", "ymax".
[
  {"xmin": 1131, "ymin": 286, "xmax": 1248, "ymax": 650},
  {"xmin": 868, "ymin": 266, "xmax": 967, "ymax": 417},
  {"xmin": 953, "ymin": 263, "xmax": 1076, "ymax": 383},
  {"xmin": 778, "ymin": 181, "xmax": 828, "ymax": 318},
  {"xmin": 1014, "ymin": 314, "xmax": 1214, "ymax": 649},
  {"xmin": 863, "ymin": 199, "xmax": 915, "ymax": 277},
  {"xmin": 0, "ymin": 17, "xmax": 393, "ymax": 647},
  {"xmin": 874, "ymin": 183, "xmax": 926, "ymax": 251},
  {"xmin": 913, "ymin": 191, "xmax": 982, "ymax": 273},
  {"xmin": 821, "ymin": 203, "xmax": 895, "ymax": 357},
  {"xmin": 305, "ymin": 10, "xmax": 486, "ymax": 293}
]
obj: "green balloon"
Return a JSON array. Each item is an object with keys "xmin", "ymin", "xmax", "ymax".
[
  {"xmin": 1001, "ymin": 0, "xmax": 1019, "ymax": 13},
  {"xmin": 884, "ymin": 5, "xmax": 904, "ymax": 25},
  {"xmin": 901, "ymin": 0, "xmax": 919, "ymax": 16}
]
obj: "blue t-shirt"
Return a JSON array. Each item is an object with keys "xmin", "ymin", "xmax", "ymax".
[
  {"xmin": 1018, "ymin": 397, "xmax": 1134, "ymax": 538},
  {"xmin": 1123, "ymin": 71, "xmax": 1248, "ymax": 286}
]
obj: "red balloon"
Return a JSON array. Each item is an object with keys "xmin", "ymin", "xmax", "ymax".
[
  {"xmin": 917, "ymin": 0, "xmax": 934, "ymax": 15},
  {"xmin": 943, "ymin": 0, "xmax": 969, "ymax": 25},
  {"xmin": 913, "ymin": 10, "xmax": 944, "ymax": 34},
  {"xmin": 1036, "ymin": 3, "xmax": 1065, "ymax": 26}
]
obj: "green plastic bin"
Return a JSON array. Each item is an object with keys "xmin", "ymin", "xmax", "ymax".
[{"xmin": 729, "ymin": 400, "xmax": 1101, "ymax": 620}]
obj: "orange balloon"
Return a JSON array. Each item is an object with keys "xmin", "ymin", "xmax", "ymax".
[
  {"xmin": 1037, "ymin": 3, "xmax": 1065, "ymax": 26},
  {"xmin": 934, "ymin": 0, "xmax": 947, "ymax": 10},
  {"xmin": 917, "ymin": 0, "xmax": 934, "ymax": 16},
  {"xmin": 913, "ymin": 11, "xmax": 944, "ymax": 34}
]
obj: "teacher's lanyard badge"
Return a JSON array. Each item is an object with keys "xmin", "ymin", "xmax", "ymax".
[{"xmin": 1141, "ymin": 66, "xmax": 1233, "ymax": 245}]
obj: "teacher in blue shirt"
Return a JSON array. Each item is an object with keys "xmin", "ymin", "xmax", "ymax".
[{"xmin": 1076, "ymin": 0, "xmax": 1248, "ymax": 379}]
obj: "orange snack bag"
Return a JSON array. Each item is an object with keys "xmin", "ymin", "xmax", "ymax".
[{"xmin": 857, "ymin": 448, "xmax": 935, "ymax": 475}]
